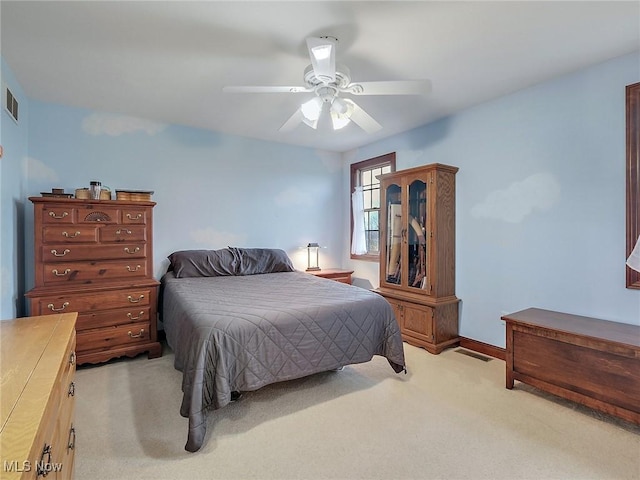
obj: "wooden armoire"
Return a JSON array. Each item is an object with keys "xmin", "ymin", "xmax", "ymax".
[
  {"xmin": 374, "ymin": 163, "xmax": 459, "ymax": 354},
  {"xmin": 25, "ymin": 197, "xmax": 162, "ymax": 365}
]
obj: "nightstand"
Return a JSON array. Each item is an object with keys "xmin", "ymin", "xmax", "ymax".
[{"xmin": 308, "ymin": 268, "xmax": 354, "ymax": 285}]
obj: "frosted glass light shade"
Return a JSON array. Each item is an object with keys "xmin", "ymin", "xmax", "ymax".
[{"xmin": 301, "ymin": 97, "xmax": 323, "ymax": 121}]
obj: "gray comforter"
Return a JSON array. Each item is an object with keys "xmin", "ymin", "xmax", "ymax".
[{"xmin": 161, "ymin": 271, "xmax": 405, "ymax": 452}]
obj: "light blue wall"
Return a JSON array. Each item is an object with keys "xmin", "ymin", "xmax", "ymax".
[
  {"xmin": 3, "ymin": 51, "xmax": 639, "ymax": 349},
  {"xmin": 0, "ymin": 58, "xmax": 29, "ymax": 318},
  {"xmin": 23, "ymin": 102, "xmax": 344, "ymax": 300},
  {"xmin": 345, "ymin": 52, "xmax": 640, "ymax": 347}
]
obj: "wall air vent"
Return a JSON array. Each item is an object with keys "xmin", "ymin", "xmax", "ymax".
[{"xmin": 5, "ymin": 88, "xmax": 18, "ymax": 123}]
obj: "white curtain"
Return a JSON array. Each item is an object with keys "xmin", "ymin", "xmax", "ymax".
[
  {"xmin": 627, "ymin": 235, "xmax": 640, "ymax": 273},
  {"xmin": 351, "ymin": 186, "xmax": 367, "ymax": 255}
]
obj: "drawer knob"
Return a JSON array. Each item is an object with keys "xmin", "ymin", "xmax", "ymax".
[
  {"xmin": 52, "ymin": 268, "xmax": 71, "ymax": 277},
  {"xmin": 69, "ymin": 350, "xmax": 76, "ymax": 366},
  {"xmin": 127, "ymin": 311, "xmax": 144, "ymax": 321},
  {"xmin": 124, "ymin": 247, "xmax": 140, "ymax": 254},
  {"xmin": 50, "ymin": 248, "xmax": 70, "ymax": 257},
  {"xmin": 62, "ymin": 231, "xmax": 81, "ymax": 238},
  {"xmin": 126, "ymin": 265, "xmax": 141, "ymax": 272},
  {"xmin": 68, "ymin": 381, "xmax": 75, "ymax": 397},
  {"xmin": 128, "ymin": 328, "xmax": 146, "ymax": 339},
  {"xmin": 116, "ymin": 228, "xmax": 132, "ymax": 235},
  {"xmin": 48, "ymin": 211, "xmax": 69, "ymax": 219},
  {"xmin": 126, "ymin": 213, "xmax": 143, "ymax": 220},
  {"xmin": 47, "ymin": 302, "xmax": 69, "ymax": 312},
  {"xmin": 127, "ymin": 294, "xmax": 144, "ymax": 303}
]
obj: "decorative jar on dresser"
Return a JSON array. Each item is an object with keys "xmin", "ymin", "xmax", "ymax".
[{"xmin": 26, "ymin": 197, "xmax": 162, "ymax": 365}]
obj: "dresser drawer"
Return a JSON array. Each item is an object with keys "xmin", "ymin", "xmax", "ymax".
[
  {"xmin": 42, "ymin": 259, "xmax": 149, "ymax": 285},
  {"xmin": 333, "ymin": 276, "xmax": 351, "ymax": 284},
  {"xmin": 41, "ymin": 204, "xmax": 77, "ymax": 224},
  {"xmin": 57, "ymin": 338, "xmax": 77, "ymax": 437},
  {"xmin": 43, "ymin": 225, "xmax": 99, "ymax": 244},
  {"xmin": 76, "ymin": 321, "xmax": 151, "ymax": 353},
  {"xmin": 43, "ymin": 243, "xmax": 147, "ymax": 262},
  {"xmin": 56, "ymin": 338, "xmax": 76, "ymax": 436},
  {"xmin": 100, "ymin": 225, "xmax": 147, "ymax": 242},
  {"xmin": 28, "ymin": 391, "xmax": 63, "ymax": 480},
  {"xmin": 59, "ymin": 330, "xmax": 77, "ymax": 390},
  {"xmin": 76, "ymin": 306, "xmax": 151, "ymax": 331},
  {"xmin": 57, "ymin": 419, "xmax": 76, "ymax": 480},
  {"xmin": 121, "ymin": 208, "xmax": 148, "ymax": 225},
  {"xmin": 76, "ymin": 206, "xmax": 120, "ymax": 224},
  {"xmin": 56, "ymin": 410, "xmax": 76, "ymax": 480},
  {"xmin": 32, "ymin": 288, "xmax": 152, "ymax": 315}
]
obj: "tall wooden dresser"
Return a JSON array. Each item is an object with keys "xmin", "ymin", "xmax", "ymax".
[
  {"xmin": 374, "ymin": 163, "xmax": 459, "ymax": 354},
  {"xmin": 1, "ymin": 313, "xmax": 77, "ymax": 479},
  {"xmin": 26, "ymin": 197, "xmax": 161, "ymax": 365}
]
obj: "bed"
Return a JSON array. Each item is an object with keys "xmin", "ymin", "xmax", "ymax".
[{"xmin": 160, "ymin": 247, "xmax": 406, "ymax": 452}]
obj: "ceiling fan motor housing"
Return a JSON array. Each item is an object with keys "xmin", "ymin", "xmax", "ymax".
[{"xmin": 303, "ymin": 64, "xmax": 352, "ymax": 89}]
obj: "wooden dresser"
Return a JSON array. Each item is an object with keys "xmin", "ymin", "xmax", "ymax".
[
  {"xmin": 504, "ymin": 308, "xmax": 640, "ymax": 424},
  {"xmin": 1, "ymin": 313, "xmax": 77, "ymax": 479},
  {"xmin": 25, "ymin": 197, "xmax": 161, "ymax": 365}
]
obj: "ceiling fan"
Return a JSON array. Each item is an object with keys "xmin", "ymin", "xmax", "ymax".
[{"xmin": 223, "ymin": 36, "xmax": 432, "ymax": 134}]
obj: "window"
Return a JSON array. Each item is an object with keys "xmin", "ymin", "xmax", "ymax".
[{"xmin": 350, "ymin": 153, "xmax": 396, "ymax": 260}]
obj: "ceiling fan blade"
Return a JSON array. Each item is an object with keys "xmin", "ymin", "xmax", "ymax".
[
  {"xmin": 347, "ymin": 100, "xmax": 382, "ymax": 134},
  {"xmin": 223, "ymin": 86, "xmax": 312, "ymax": 94},
  {"xmin": 345, "ymin": 80, "xmax": 432, "ymax": 96},
  {"xmin": 279, "ymin": 109, "xmax": 304, "ymax": 132},
  {"xmin": 306, "ymin": 37, "xmax": 336, "ymax": 83}
]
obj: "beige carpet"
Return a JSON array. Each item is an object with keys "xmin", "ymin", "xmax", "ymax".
[{"xmin": 74, "ymin": 343, "xmax": 640, "ymax": 480}]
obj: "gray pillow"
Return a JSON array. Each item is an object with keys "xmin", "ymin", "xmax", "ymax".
[
  {"xmin": 168, "ymin": 247, "xmax": 295, "ymax": 278},
  {"xmin": 229, "ymin": 247, "xmax": 295, "ymax": 276},
  {"xmin": 168, "ymin": 249, "xmax": 238, "ymax": 278}
]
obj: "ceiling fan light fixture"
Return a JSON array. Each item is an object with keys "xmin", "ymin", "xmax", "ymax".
[
  {"xmin": 330, "ymin": 112, "xmax": 351, "ymax": 130},
  {"xmin": 301, "ymin": 97, "xmax": 323, "ymax": 122},
  {"xmin": 330, "ymin": 97, "xmax": 352, "ymax": 130},
  {"xmin": 331, "ymin": 97, "xmax": 349, "ymax": 115}
]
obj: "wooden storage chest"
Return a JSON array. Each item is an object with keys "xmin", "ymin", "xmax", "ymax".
[{"xmin": 504, "ymin": 308, "xmax": 640, "ymax": 424}]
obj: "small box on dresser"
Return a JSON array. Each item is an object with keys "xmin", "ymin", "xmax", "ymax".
[{"xmin": 26, "ymin": 197, "xmax": 161, "ymax": 365}]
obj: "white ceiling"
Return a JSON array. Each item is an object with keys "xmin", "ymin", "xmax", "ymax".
[{"xmin": 2, "ymin": 1, "xmax": 639, "ymax": 152}]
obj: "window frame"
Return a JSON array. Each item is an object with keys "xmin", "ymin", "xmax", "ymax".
[{"xmin": 350, "ymin": 152, "xmax": 396, "ymax": 261}]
